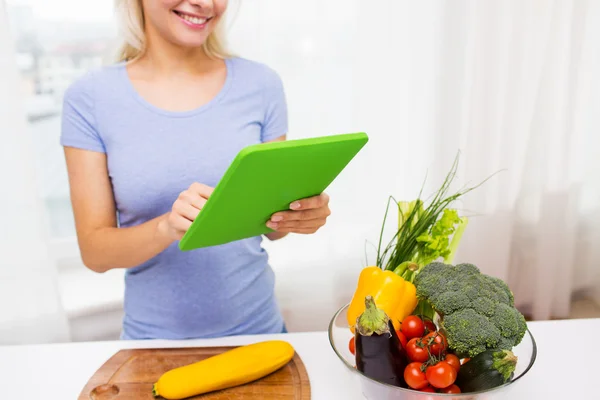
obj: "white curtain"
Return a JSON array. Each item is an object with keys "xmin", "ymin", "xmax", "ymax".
[
  {"xmin": 227, "ymin": 0, "xmax": 600, "ymax": 328},
  {"xmin": 428, "ymin": 0, "xmax": 600, "ymax": 320},
  {"xmin": 0, "ymin": 0, "xmax": 70, "ymax": 344}
]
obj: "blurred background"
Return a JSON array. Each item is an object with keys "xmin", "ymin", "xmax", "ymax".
[{"xmin": 1, "ymin": 0, "xmax": 599, "ymax": 345}]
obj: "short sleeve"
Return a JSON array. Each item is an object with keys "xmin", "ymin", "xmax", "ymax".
[
  {"xmin": 60, "ymin": 74, "xmax": 106, "ymax": 153},
  {"xmin": 261, "ymin": 69, "xmax": 288, "ymax": 142}
]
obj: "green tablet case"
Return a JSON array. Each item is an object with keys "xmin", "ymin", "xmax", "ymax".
[{"xmin": 178, "ymin": 132, "xmax": 369, "ymax": 251}]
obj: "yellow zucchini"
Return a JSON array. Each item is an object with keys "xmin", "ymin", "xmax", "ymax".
[{"xmin": 152, "ymin": 340, "xmax": 295, "ymax": 399}]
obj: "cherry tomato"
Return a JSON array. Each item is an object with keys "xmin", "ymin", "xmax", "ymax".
[
  {"xmin": 423, "ymin": 318, "xmax": 437, "ymax": 334},
  {"xmin": 423, "ymin": 331, "xmax": 448, "ymax": 356},
  {"xmin": 426, "ymin": 361, "xmax": 457, "ymax": 389},
  {"xmin": 444, "ymin": 353, "xmax": 461, "ymax": 372},
  {"xmin": 395, "ymin": 329, "xmax": 408, "ymax": 350},
  {"xmin": 420, "ymin": 386, "xmax": 436, "ymax": 393},
  {"xmin": 401, "ymin": 315, "xmax": 425, "ymax": 339},
  {"xmin": 461, "ymin": 357, "xmax": 471, "ymax": 365},
  {"xmin": 349, "ymin": 336, "xmax": 355, "ymax": 355},
  {"xmin": 406, "ymin": 337, "xmax": 429, "ymax": 363},
  {"xmin": 440, "ymin": 384, "xmax": 461, "ymax": 394},
  {"xmin": 404, "ymin": 362, "xmax": 428, "ymax": 389}
]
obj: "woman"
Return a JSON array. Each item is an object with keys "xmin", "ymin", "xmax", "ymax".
[{"xmin": 60, "ymin": 0, "xmax": 331, "ymax": 340}]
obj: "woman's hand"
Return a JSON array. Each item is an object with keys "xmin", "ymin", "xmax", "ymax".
[
  {"xmin": 159, "ymin": 182, "xmax": 214, "ymax": 240},
  {"xmin": 266, "ymin": 193, "xmax": 331, "ymax": 234}
]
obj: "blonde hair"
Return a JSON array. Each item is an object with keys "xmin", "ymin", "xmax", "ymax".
[{"xmin": 114, "ymin": 0, "xmax": 233, "ymax": 62}]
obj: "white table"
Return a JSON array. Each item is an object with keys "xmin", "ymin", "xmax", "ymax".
[{"xmin": 0, "ymin": 318, "xmax": 596, "ymax": 399}]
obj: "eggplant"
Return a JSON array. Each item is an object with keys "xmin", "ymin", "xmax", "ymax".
[
  {"xmin": 455, "ymin": 349, "xmax": 517, "ymax": 392},
  {"xmin": 354, "ymin": 296, "xmax": 408, "ymax": 388}
]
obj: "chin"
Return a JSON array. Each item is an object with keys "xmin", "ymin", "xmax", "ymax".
[{"xmin": 172, "ymin": 34, "xmax": 211, "ymax": 49}]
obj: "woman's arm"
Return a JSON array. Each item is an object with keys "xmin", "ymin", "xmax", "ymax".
[{"xmin": 64, "ymin": 147, "xmax": 210, "ymax": 273}]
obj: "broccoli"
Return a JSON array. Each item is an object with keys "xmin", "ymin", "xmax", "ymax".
[{"xmin": 414, "ymin": 262, "xmax": 527, "ymax": 358}]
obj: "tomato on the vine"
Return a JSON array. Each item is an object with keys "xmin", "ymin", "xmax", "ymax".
[
  {"xmin": 404, "ymin": 362, "xmax": 428, "ymax": 390},
  {"xmin": 349, "ymin": 337, "xmax": 355, "ymax": 355},
  {"xmin": 406, "ymin": 337, "xmax": 429, "ymax": 363},
  {"xmin": 440, "ymin": 384, "xmax": 461, "ymax": 394},
  {"xmin": 444, "ymin": 353, "xmax": 461, "ymax": 372},
  {"xmin": 422, "ymin": 331, "xmax": 448, "ymax": 356},
  {"xmin": 423, "ymin": 318, "xmax": 437, "ymax": 334},
  {"xmin": 401, "ymin": 315, "xmax": 425, "ymax": 339},
  {"xmin": 395, "ymin": 329, "xmax": 408, "ymax": 350},
  {"xmin": 425, "ymin": 361, "xmax": 457, "ymax": 389}
]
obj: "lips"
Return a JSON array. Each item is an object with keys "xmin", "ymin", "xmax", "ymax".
[{"xmin": 173, "ymin": 10, "xmax": 213, "ymax": 27}]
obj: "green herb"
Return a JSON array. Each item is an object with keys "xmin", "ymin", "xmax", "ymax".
[{"xmin": 373, "ymin": 153, "xmax": 493, "ymax": 282}]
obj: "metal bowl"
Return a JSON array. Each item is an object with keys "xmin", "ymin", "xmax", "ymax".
[{"xmin": 328, "ymin": 304, "xmax": 537, "ymax": 400}]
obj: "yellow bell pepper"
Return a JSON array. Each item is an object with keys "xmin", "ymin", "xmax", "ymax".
[{"xmin": 347, "ymin": 266, "xmax": 418, "ymax": 332}]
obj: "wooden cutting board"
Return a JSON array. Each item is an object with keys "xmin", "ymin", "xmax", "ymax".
[{"xmin": 79, "ymin": 346, "xmax": 310, "ymax": 400}]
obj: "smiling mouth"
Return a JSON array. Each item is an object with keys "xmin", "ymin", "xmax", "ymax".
[{"xmin": 173, "ymin": 10, "xmax": 213, "ymax": 26}]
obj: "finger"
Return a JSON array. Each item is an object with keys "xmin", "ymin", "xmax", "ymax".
[
  {"xmin": 169, "ymin": 213, "xmax": 192, "ymax": 232},
  {"xmin": 290, "ymin": 192, "xmax": 329, "ymax": 210},
  {"xmin": 173, "ymin": 199, "xmax": 201, "ymax": 221},
  {"xmin": 271, "ymin": 208, "xmax": 330, "ymax": 222},
  {"xmin": 189, "ymin": 182, "xmax": 214, "ymax": 198},
  {"xmin": 180, "ymin": 191, "xmax": 208, "ymax": 210},
  {"xmin": 267, "ymin": 218, "xmax": 326, "ymax": 231}
]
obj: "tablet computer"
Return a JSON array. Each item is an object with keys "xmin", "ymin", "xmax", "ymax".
[{"xmin": 178, "ymin": 132, "xmax": 369, "ymax": 251}]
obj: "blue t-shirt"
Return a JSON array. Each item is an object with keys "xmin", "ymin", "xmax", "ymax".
[{"xmin": 60, "ymin": 57, "xmax": 288, "ymax": 340}]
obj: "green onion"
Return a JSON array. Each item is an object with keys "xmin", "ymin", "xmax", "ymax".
[{"xmin": 373, "ymin": 153, "xmax": 494, "ymax": 276}]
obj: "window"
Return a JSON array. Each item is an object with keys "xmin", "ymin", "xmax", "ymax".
[{"xmin": 6, "ymin": 1, "xmax": 117, "ymax": 266}]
